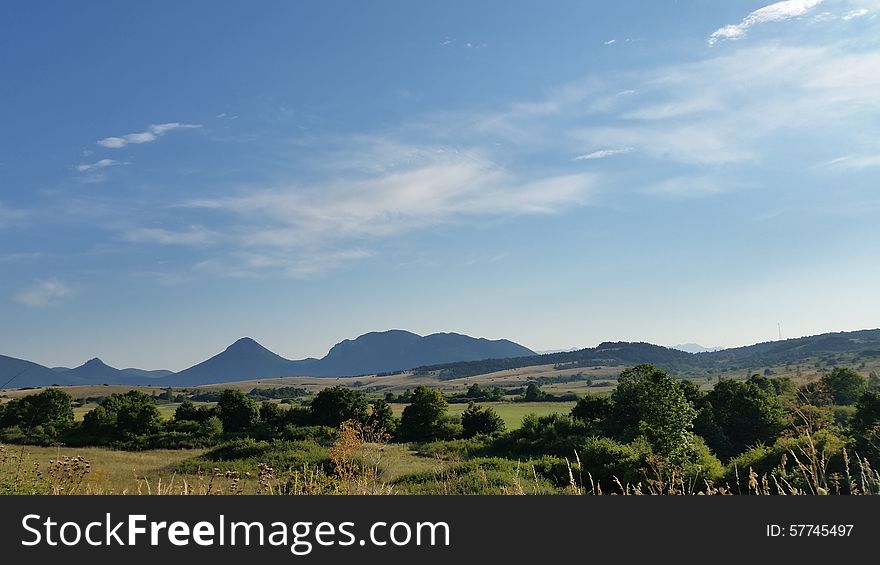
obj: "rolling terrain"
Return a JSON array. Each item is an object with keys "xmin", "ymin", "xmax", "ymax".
[{"xmin": 2, "ymin": 328, "xmax": 878, "ymax": 391}]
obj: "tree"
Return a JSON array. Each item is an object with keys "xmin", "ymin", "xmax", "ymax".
[
  {"xmin": 0, "ymin": 388, "xmax": 74, "ymax": 442},
  {"xmin": 366, "ymin": 399, "xmax": 398, "ymax": 436},
  {"xmin": 461, "ymin": 402, "xmax": 505, "ymax": 438},
  {"xmin": 399, "ymin": 386, "xmax": 450, "ymax": 442},
  {"xmin": 868, "ymin": 371, "xmax": 880, "ymax": 392},
  {"xmin": 216, "ymin": 389, "xmax": 260, "ymax": 433},
  {"xmin": 822, "ymin": 367, "xmax": 867, "ymax": 405},
  {"xmin": 259, "ymin": 401, "xmax": 285, "ymax": 430},
  {"xmin": 173, "ymin": 400, "xmax": 215, "ymax": 423},
  {"xmin": 797, "ymin": 380, "xmax": 834, "ymax": 406},
  {"xmin": 702, "ymin": 379, "xmax": 784, "ymax": 458},
  {"xmin": 570, "ymin": 394, "xmax": 613, "ymax": 431},
  {"xmin": 522, "ymin": 383, "xmax": 546, "ymax": 402},
  {"xmin": 677, "ymin": 379, "xmax": 704, "ymax": 405},
  {"xmin": 82, "ymin": 390, "xmax": 162, "ymax": 442},
  {"xmin": 852, "ymin": 391, "xmax": 880, "ymax": 434},
  {"xmin": 309, "ymin": 386, "xmax": 368, "ymax": 428},
  {"xmin": 610, "ymin": 364, "xmax": 696, "ymax": 463},
  {"xmin": 851, "ymin": 391, "xmax": 880, "ymax": 465}
]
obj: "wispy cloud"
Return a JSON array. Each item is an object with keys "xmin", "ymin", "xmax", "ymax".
[
  {"xmin": 0, "ymin": 252, "xmax": 41, "ymax": 262},
  {"xmin": 171, "ymin": 144, "xmax": 596, "ymax": 277},
  {"xmin": 75, "ymin": 158, "xmax": 123, "ymax": 172},
  {"xmin": 820, "ymin": 153, "xmax": 880, "ymax": 170},
  {"xmin": 121, "ymin": 226, "xmax": 220, "ymax": 247},
  {"xmin": 13, "ymin": 278, "xmax": 72, "ymax": 307},
  {"xmin": 842, "ymin": 8, "xmax": 870, "ymax": 20},
  {"xmin": 572, "ymin": 43, "xmax": 880, "ymax": 166},
  {"xmin": 97, "ymin": 122, "xmax": 201, "ymax": 149},
  {"xmin": 708, "ymin": 0, "xmax": 824, "ymax": 45},
  {"xmin": 574, "ymin": 147, "xmax": 635, "ymax": 161},
  {"xmin": 0, "ymin": 203, "xmax": 29, "ymax": 228}
]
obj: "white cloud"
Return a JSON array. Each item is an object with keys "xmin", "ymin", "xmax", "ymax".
[
  {"xmin": 573, "ymin": 43, "xmax": 880, "ymax": 166},
  {"xmin": 175, "ymin": 145, "xmax": 595, "ymax": 277},
  {"xmin": 574, "ymin": 147, "xmax": 635, "ymax": 161},
  {"xmin": 121, "ymin": 226, "xmax": 220, "ymax": 247},
  {"xmin": 97, "ymin": 122, "xmax": 201, "ymax": 149},
  {"xmin": 188, "ymin": 149, "xmax": 594, "ymax": 245},
  {"xmin": 604, "ymin": 39, "xmax": 617, "ymax": 45},
  {"xmin": 708, "ymin": 0, "xmax": 824, "ymax": 44},
  {"xmin": 14, "ymin": 278, "xmax": 72, "ymax": 307},
  {"xmin": 821, "ymin": 153, "xmax": 880, "ymax": 169},
  {"xmin": 843, "ymin": 8, "xmax": 870, "ymax": 19},
  {"xmin": 75, "ymin": 158, "xmax": 122, "ymax": 172}
]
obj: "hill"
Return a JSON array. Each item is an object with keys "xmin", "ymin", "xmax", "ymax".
[
  {"xmin": 163, "ymin": 338, "xmax": 317, "ymax": 387},
  {"xmin": 161, "ymin": 330, "xmax": 536, "ymax": 386},
  {"xmin": 0, "ymin": 355, "xmax": 83, "ymax": 389},
  {"xmin": 410, "ymin": 329, "xmax": 880, "ymax": 380},
  {"xmin": 316, "ymin": 330, "xmax": 535, "ymax": 377}
]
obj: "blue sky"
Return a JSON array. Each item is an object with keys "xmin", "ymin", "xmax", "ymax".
[{"xmin": 2, "ymin": 0, "xmax": 879, "ymax": 370}]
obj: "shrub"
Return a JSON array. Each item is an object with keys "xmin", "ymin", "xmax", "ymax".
[
  {"xmin": 392, "ymin": 457, "xmax": 556, "ymax": 494},
  {"xmin": 179, "ymin": 438, "xmax": 332, "ymax": 474},
  {"xmin": 461, "ymin": 403, "xmax": 505, "ymax": 438}
]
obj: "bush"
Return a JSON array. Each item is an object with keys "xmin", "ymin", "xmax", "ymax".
[
  {"xmin": 0, "ymin": 388, "xmax": 75, "ymax": 444},
  {"xmin": 81, "ymin": 391, "xmax": 163, "ymax": 446},
  {"xmin": 179, "ymin": 438, "xmax": 332, "ymax": 474},
  {"xmin": 415, "ymin": 437, "xmax": 492, "ymax": 460},
  {"xmin": 493, "ymin": 413, "xmax": 591, "ymax": 458},
  {"xmin": 573, "ymin": 436, "xmax": 649, "ymax": 487},
  {"xmin": 392, "ymin": 457, "xmax": 556, "ymax": 494},
  {"xmin": 725, "ymin": 430, "xmax": 850, "ymax": 493},
  {"xmin": 461, "ymin": 403, "xmax": 505, "ymax": 438}
]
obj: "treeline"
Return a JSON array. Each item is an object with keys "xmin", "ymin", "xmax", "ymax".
[{"xmin": 0, "ymin": 384, "xmax": 505, "ymax": 449}]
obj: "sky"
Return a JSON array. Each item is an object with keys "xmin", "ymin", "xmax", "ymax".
[{"xmin": 2, "ymin": 0, "xmax": 880, "ymax": 371}]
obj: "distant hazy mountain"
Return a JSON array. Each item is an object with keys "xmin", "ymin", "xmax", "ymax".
[
  {"xmin": 120, "ymin": 368, "xmax": 174, "ymax": 378},
  {"xmin": 317, "ymin": 330, "xmax": 536, "ymax": 377},
  {"xmin": 161, "ymin": 330, "xmax": 536, "ymax": 386},
  {"xmin": 671, "ymin": 343, "xmax": 724, "ymax": 354},
  {"xmin": 65, "ymin": 358, "xmax": 125, "ymax": 382},
  {"xmin": 0, "ymin": 355, "xmax": 82, "ymax": 389},
  {"xmin": 5, "ymin": 327, "xmax": 879, "ymax": 389},
  {"xmin": 165, "ymin": 338, "xmax": 319, "ymax": 387},
  {"xmin": 0, "ymin": 356, "xmax": 173, "ymax": 390}
]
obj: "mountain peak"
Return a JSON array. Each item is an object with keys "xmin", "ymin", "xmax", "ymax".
[
  {"xmin": 227, "ymin": 337, "xmax": 263, "ymax": 350},
  {"xmin": 82, "ymin": 357, "xmax": 110, "ymax": 368}
]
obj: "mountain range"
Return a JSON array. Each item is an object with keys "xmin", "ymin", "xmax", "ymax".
[
  {"xmin": 3, "ymin": 328, "xmax": 879, "ymax": 390},
  {"xmin": 0, "ymin": 330, "xmax": 536, "ymax": 389}
]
